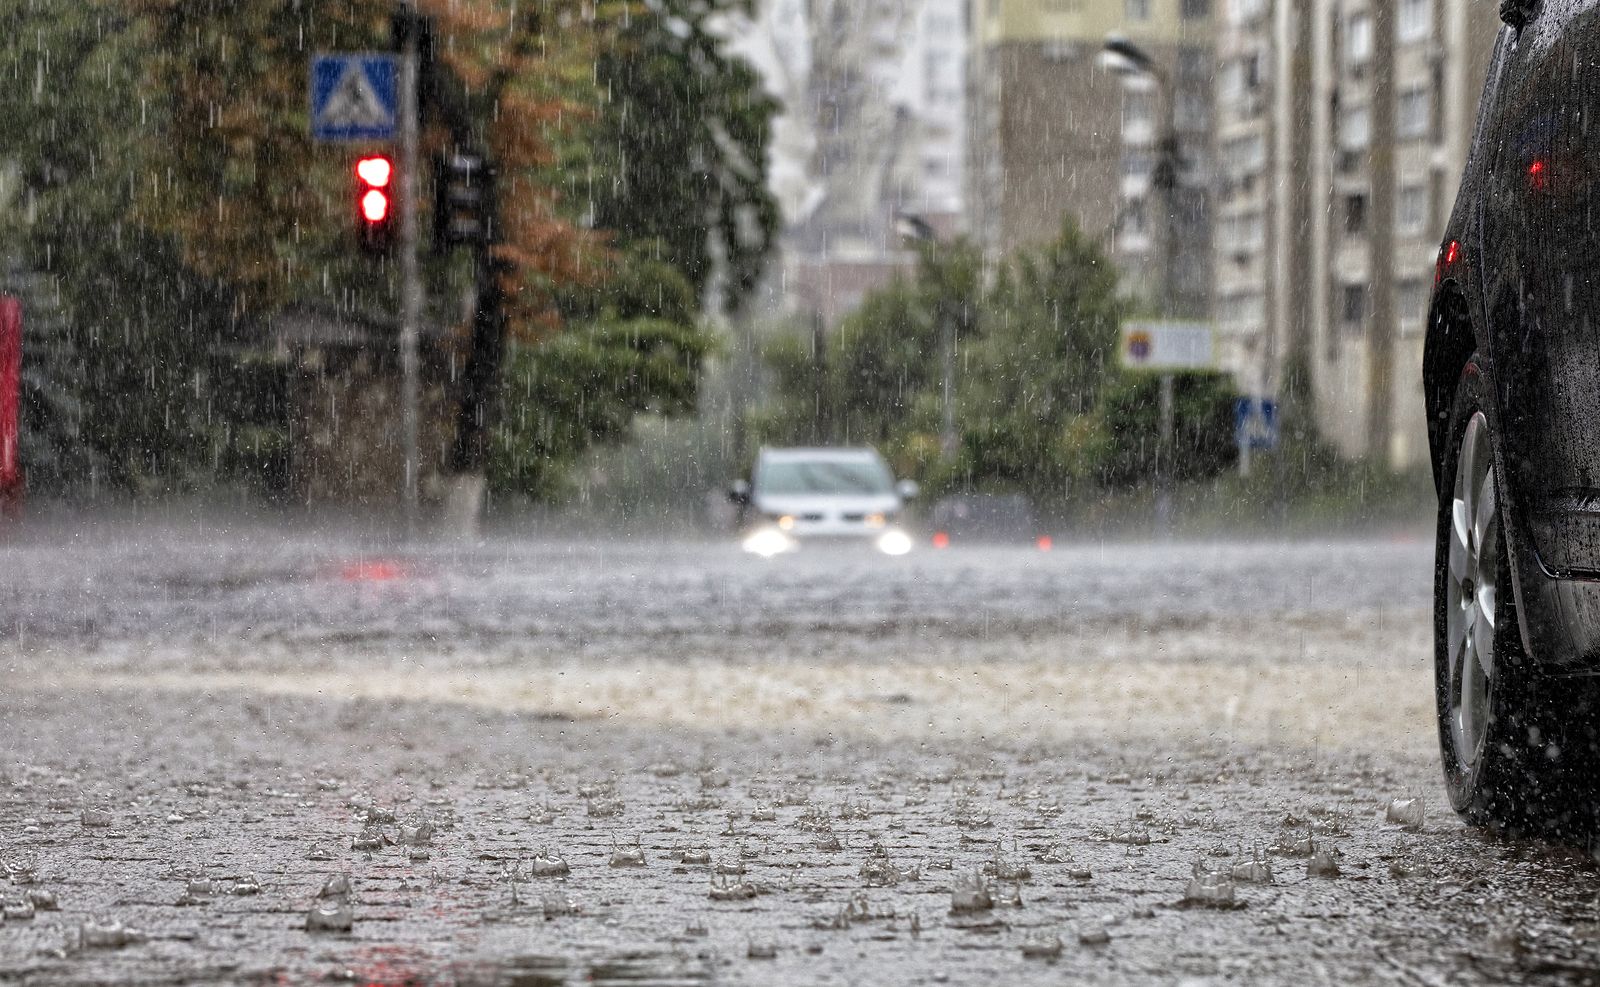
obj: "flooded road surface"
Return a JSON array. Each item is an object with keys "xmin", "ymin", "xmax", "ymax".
[{"xmin": 4, "ymin": 525, "xmax": 1600, "ymax": 984}]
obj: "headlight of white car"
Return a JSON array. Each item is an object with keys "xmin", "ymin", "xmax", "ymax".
[
  {"xmin": 742, "ymin": 527, "xmax": 797, "ymax": 558},
  {"xmin": 875, "ymin": 528, "xmax": 913, "ymax": 556}
]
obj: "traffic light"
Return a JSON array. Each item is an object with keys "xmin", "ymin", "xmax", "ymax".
[
  {"xmin": 355, "ymin": 154, "xmax": 394, "ymax": 254},
  {"xmin": 433, "ymin": 151, "xmax": 494, "ymax": 251}
]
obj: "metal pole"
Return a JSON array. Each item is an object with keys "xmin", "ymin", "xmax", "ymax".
[
  {"xmin": 398, "ymin": 1, "xmax": 422, "ymax": 535},
  {"xmin": 1239, "ymin": 402, "xmax": 1252, "ymax": 478},
  {"xmin": 939, "ymin": 302, "xmax": 956, "ymax": 459},
  {"xmin": 1157, "ymin": 372, "xmax": 1174, "ymax": 532},
  {"xmin": 1157, "ymin": 73, "xmax": 1178, "ymax": 533}
]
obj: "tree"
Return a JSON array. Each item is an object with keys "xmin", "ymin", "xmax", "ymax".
[
  {"xmin": 0, "ymin": 0, "xmax": 750, "ymax": 501},
  {"xmin": 490, "ymin": 246, "xmax": 708, "ymax": 500},
  {"xmin": 751, "ymin": 240, "xmax": 982, "ymax": 464},
  {"xmin": 590, "ymin": 0, "xmax": 780, "ymax": 315},
  {"xmin": 955, "ymin": 218, "xmax": 1124, "ymax": 498},
  {"xmin": 1095, "ymin": 372, "xmax": 1239, "ymax": 489},
  {"xmin": 755, "ymin": 217, "xmax": 1239, "ymax": 504},
  {"xmin": 0, "ymin": 1, "xmax": 245, "ymax": 492}
]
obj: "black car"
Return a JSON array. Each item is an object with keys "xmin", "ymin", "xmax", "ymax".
[{"xmin": 1424, "ymin": 0, "xmax": 1600, "ymax": 829}]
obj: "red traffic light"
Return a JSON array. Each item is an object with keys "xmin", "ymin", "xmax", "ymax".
[
  {"xmin": 361, "ymin": 188, "xmax": 390, "ymax": 223},
  {"xmin": 356, "ymin": 156, "xmax": 393, "ymax": 188},
  {"xmin": 354, "ymin": 154, "xmax": 395, "ymax": 254}
]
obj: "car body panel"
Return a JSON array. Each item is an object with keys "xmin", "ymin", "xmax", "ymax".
[{"xmin": 1429, "ymin": 0, "xmax": 1600, "ymax": 672}]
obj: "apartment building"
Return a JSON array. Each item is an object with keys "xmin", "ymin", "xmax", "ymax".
[
  {"xmin": 1212, "ymin": 0, "xmax": 1498, "ymax": 468},
  {"xmin": 967, "ymin": 0, "xmax": 1216, "ymax": 317}
]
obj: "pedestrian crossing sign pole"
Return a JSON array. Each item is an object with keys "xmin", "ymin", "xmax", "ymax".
[{"xmin": 309, "ymin": 48, "xmax": 417, "ymax": 530}]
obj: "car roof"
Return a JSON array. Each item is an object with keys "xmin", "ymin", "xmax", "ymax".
[{"xmin": 758, "ymin": 446, "xmax": 884, "ymax": 463}]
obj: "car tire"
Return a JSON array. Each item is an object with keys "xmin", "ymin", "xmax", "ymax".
[{"xmin": 1434, "ymin": 361, "xmax": 1592, "ymax": 833}]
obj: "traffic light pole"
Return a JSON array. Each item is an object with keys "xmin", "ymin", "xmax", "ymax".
[{"xmin": 398, "ymin": 0, "xmax": 423, "ymax": 535}]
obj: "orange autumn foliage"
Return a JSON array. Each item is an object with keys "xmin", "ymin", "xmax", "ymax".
[{"xmin": 127, "ymin": 0, "xmax": 617, "ymax": 340}]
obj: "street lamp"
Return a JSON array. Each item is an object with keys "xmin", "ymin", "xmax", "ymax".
[
  {"xmin": 896, "ymin": 212, "xmax": 958, "ymax": 460},
  {"xmin": 1101, "ymin": 34, "xmax": 1184, "ymax": 533}
]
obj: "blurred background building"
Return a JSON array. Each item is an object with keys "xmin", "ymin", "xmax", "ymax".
[
  {"xmin": 733, "ymin": 0, "xmax": 1505, "ymax": 471},
  {"xmin": 967, "ymin": 0, "xmax": 1217, "ymax": 319},
  {"xmin": 733, "ymin": 0, "xmax": 968, "ymax": 329},
  {"xmin": 1213, "ymin": 0, "xmax": 1499, "ymax": 469}
]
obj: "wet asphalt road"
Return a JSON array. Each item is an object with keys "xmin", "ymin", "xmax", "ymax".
[{"xmin": 5, "ymin": 523, "xmax": 1600, "ymax": 985}]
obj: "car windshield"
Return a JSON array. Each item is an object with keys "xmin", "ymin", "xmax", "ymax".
[{"xmin": 757, "ymin": 458, "xmax": 894, "ymax": 496}]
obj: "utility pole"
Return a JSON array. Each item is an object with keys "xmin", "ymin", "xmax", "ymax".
[
  {"xmin": 894, "ymin": 212, "xmax": 958, "ymax": 460},
  {"xmin": 939, "ymin": 297, "xmax": 957, "ymax": 460},
  {"xmin": 397, "ymin": 0, "xmax": 423, "ymax": 535},
  {"xmin": 1100, "ymin": 36, "xmax": 1182, "ymax": 535},
  {"xmin": 1156, "ymin": 120, "xmax": 1179, "ymax": 533}
]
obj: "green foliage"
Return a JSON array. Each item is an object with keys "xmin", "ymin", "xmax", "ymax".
[
  {"xmin": 953, "ymin": 220, "xmax": 1125, "ymax": 498},
  {"xmin": 751, "ymin": 241, "xmax": 982, "ymax": 461},
  {"xmin": 590, "ymin": 0, "xmax": 780, "ymax": 315},
  {"xmin": 0, "ymin": 2, "xmax": 217, "ymax": 492},
  {"xmin": 1095, "ymin": 372, "xmax": 1239, "ymax": 488},
  {"xmin": 491, "ymin": 317, "xmax": 712, "ymax": 500},
  {"xmin": 756, "ymin": 217, "xmax": 1241, "ymax": 505},
  {"xmin": 0, "ymin": 0, "xmax": 735, "ymax": 502}
]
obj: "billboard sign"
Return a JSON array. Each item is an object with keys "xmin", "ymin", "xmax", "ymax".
[{"xmin": 1119, "ymin": 320, "xmax": 1215, "ymax": 372}]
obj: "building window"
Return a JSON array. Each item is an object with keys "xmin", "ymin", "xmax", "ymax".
[
  {"xmin": 1399, "ymin": 278, "xmax": 1428, "ymax": 328},
  {"xmin": 1342, "ymin": 284, "xmax": 1369, "ymax": 332},
  {"xmin": 1177, "ymin": 47, "xmax": 1209, "ymax": 83},
  {"xmin": 1398, "ymin": 183, "xmax": 1428, "ymax": 234},
  {"xmin": 1346, "ymin": 13, "xmax": 1373, "ymax": 65},
  {"xmin": 1122, "ymin": 197, "xmax": 1150, "ymax": 241},
  {"xmin": 1340, "ymin": 105, "xmax": 1371, "ymax": 150},
  {"xmin": 1176, "ymin": 90, "xmax": 1210, "ymax": 131},
  {"xmin": 1221, "ymin": 134, "xmax": 1267, "ymax": 180},
  {"xmin": 1398, "ymin": 0, "xmax": 1433, "ymax": 42},
  {"xmin": 1126, "ymin": 0, "xmax": 1151, "ymax": 21},
  {"xmin": 1219, "ymin": 292, "xmax": 1266, "ymax": 331},
  {"xmin": 1398, "ymin": 87, "xmax": 1430, "ymax": 140},
  {"xmin": 1123, "ymin": 90, "xmax": 1157, "ymax": 136},
  {"xmin": 1182, "ymin": 0, "xmax": 1210, "ymax": 19},
  {"xmin": 1122, "ymin": 152, "xmax": 1154, "ymax": 185},
  {"xmin": 1230, "ymin": 0, "xmax": 1267, "ymax": 25},
  {"xmin": 1219, "ymin": 210, "xmax": 1265, "ymax": 255},
  {"xmin": 1219, "ymin": 61, "xmax": 1245, "ymax": 105},
  {"xmin": 1344, "ymin": 193, "xmax": 1368, "ymax": 235}
]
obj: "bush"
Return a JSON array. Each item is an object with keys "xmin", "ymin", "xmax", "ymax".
[{"xmin": 1095, "ymin": 371, "xmax": 1240, "ymax": 488}]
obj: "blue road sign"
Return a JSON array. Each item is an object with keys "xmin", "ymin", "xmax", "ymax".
[
  {"xmin": 310, "ymin": 54, "xmax": 398, "ymax": 142},
  {"xmin": 1235, "ymin": 397, "xmax": 1279, "ymax": 452}
]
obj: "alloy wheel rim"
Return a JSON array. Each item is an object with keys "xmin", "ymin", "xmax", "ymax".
[{"xmin": 1447, "ymin": 410, "xmax": 1498, "ymax": 771}]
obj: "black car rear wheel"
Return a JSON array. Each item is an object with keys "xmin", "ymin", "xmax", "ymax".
[{"xmin": 1434, "ymin": 362, "xmax": 1587, "ymax": 832}]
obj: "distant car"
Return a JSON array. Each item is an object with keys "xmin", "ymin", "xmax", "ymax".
[
  {"xmin": 929, "ymin": 494, "xmax": 1037, "ymax": 544},
  {"xmin": 730, "ymin": 447, "xmax": 917, "ymax": 556},
  {"xmin": 1423, "ymin": 1, "xmax": 1600, "ymax": 830}
]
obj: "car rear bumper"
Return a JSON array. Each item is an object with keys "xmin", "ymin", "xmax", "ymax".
[{"xmin": 1518, "ymin": 547, "xmax": 1600, "ymax": 675}]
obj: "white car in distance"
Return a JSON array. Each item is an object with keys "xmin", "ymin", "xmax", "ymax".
[{"xmin": 731, "ymin": 447, "xmax": 917, "ymax": 556}]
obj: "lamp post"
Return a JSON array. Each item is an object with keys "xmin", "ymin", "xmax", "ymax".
[
  {"xmin": 1100, "ymin": 35, "xmax": 1184, "ymax": 534},
  {"xmin": 896, "ymin": 212, "xmax": 958, "ymax": 461}
]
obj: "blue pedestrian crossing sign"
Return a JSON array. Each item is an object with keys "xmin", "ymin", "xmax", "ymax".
[{"xmin": 310, "ymin": 54, "xmax": 398, "ymax": 142}]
